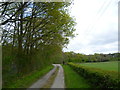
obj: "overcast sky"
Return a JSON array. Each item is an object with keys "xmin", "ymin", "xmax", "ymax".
[{"xmin": 63, "ymin": 0, "xmax": 119, "ymax": 55}]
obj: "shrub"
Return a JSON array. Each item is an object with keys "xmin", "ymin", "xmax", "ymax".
[{"xmin": 68, "ymin": 62, "xmax": 120, "ymax": 88}]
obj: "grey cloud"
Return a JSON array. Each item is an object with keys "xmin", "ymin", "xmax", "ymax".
[
  {"xmin": 89, "ymin": 35, "xmax": 117, "ymax": 46},
  {"xmin": 88, "ymin": 28, "xmax": 118, "ymax": 46}
]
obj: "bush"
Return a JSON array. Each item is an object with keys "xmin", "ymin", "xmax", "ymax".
[{"xmin": 68, "ymin": 62, "xmax": 120, "ymax": 88}]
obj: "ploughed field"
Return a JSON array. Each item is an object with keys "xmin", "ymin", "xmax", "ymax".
[{"xmin": 79, "ymin": 61, "xmax": 119, "ymax": 72}]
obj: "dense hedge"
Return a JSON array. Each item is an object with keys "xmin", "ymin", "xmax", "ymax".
[{"xmin": 68, "ymin": 62, "xmax": 120, "ymax": 88}]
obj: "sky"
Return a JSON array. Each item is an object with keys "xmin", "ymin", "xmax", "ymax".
[{"xmin": 63, "ymin": 0, "xmax": 119, "ymax": 55}]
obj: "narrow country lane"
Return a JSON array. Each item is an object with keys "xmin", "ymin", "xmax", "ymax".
[
  {"xmin": 27, "ymin": 64, "xmax": 65, "ymax": 89},
  {"xmin": 51, "ymin": 64, "xmax": 65, "ymax": 88},
  {"xmin": 27, "ymin": 64, "xmax": 57, "ymax": 89}
]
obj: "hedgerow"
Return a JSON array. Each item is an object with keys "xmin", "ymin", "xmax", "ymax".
[{"xmin": 68, "ymin": 62, "xmax": 120, "ymax": 88}]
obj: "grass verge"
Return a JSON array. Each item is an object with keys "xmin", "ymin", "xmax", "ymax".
[
  {"xmin": 4, "ymin": 65, "xmax": 54, "ymax": 88},
  {"xmin": 62, "ymin": 65, "xmax": 91, "ymax": 88}
]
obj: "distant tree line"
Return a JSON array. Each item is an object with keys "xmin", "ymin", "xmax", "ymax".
[
  {"xmin": 64, "ymin": 51, "xmax": 120, "ymax": 63},
  {"xmin": 1, "ymin": 2, "xmax": 75, "ymax": 87}
]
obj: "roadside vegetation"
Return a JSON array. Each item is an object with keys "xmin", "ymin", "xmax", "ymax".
[
  {"xmin": 63, "ymin": 65, "xmax": 91, "ymax": 88},
  {"xmin": 68, "ymin": 62, "xmax": 119, "ymax": 88},
  {"xmin": 4, "ymin": 65, "xmax": 53, "ymax": 88}
]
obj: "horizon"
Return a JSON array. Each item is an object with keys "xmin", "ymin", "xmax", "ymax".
[{"xmin": 63, "ymin": 51, "xmax": 119, "ymax": 55}]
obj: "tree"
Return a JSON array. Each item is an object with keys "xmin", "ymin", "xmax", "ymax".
[{"xmin": 1, "ymin": 2, "xmax": 76, "ymax": 87}]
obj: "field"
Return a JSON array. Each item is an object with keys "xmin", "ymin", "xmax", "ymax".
[{"xmin": 79, "ymin": 61, "xmax": 119, "ymax": 72}]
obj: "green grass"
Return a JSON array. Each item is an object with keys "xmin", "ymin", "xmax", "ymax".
[
  {"xmin": 62, "ymin": 65, "xmax": 91, "ymax": 88},
  {"xmin": 79, "ymin": 61, "xmax": 119, "ymax": 72},
  {"xmin": 5, "ymin": 65, "xmax": 54, "ymax": 88}
]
